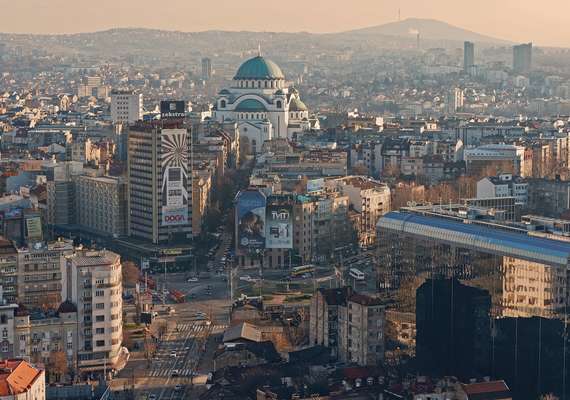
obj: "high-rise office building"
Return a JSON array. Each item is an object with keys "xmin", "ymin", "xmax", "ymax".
[
  {"xmin": 377, "ymin": 210, "xmax": 570, "ymax": 320},
  {"xmin": 446, "ymin": 87, "xmax": 464, "ymax": 114},
  {"xmin": 127, "ymin": 101, "xmax": 192, "ymax": 244},
  {"xmin": 111, "ymin": 90, "xmax": 143, "ymax": 125},
  {"xmin": 416, "ymin": 278, "xmax": 491, "ymax": 379},
  {"xmin": 464, "ymin": 41, "xmax": 474, "ymax": 71},
  {"xmin": 513, "ymin": 43, "xmax": 532, "ymax": 74},
  {"xmin": 202, "ymin": 57, "xmax": 212, "ymax": 81}
]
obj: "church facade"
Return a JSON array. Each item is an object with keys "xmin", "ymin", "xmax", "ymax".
[{"xmin": 213, "ymin": 55, "xmax": 312, "ymax": 153}]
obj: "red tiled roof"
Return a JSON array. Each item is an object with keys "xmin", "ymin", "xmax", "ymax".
[
  {"xmin": 462, "ymin": 380, "xmax": 510, "ymax": 396},
  {"xmin": 0, "ymin": 359, "xmax": 43, "ymax": 396}
]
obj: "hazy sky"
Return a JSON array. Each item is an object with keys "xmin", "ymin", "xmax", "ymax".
[{"xmin": 1, "ymin": 0, "xmax": 569, "ymax": 47}]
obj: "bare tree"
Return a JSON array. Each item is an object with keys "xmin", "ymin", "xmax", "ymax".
[
  {"xmin": 48, "ymin": 351, "xmax": 68, "ymax": 383},
  {"xmin": 122, "ymin": 261, "xmax": 140, "ymax": 287}
]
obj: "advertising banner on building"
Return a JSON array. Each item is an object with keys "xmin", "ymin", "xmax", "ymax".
[
  {"xmin": 307, "ymin": 178, "xmax": 325, "ymax": 193},
  {"xmin": 25, "ymin": 216, "xmax": 42, "ymax": 240},
  {"xmin": 236, "ymin": 190, "xmax": 266, "ymax": 250},
  {"xmin": 161, "ymin": 129, "xmax": 189, "ymax": 227},
  {"xmin": 266, "ymin": 204, "xmax": 292, "ymax": 249}
]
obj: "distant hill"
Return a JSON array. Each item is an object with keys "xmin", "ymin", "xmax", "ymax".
[
  {"xmin": 343, "ymin": 18, "xmax": 512, "ymax": 45},
  {"xmin": 0, "ymin": 19, "xmax": 513, "ymax": 59}
]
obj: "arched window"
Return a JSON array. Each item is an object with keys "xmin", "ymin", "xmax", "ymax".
[
  {"xmin": 271, "ymin": 81, "xmax": 275, "ymax": 88},
  {"xmin": 264, "ymin": 81, "xmax": 268, "ymax": 88},
  {"xmin": 220, "ymin": 100, "xmax": 226, "ymax": 108},
  {"xmin": 276, "ymin": 100, "xmax": 282, "ymax": 109},
  {"xmin": 257, "ymin": 81, "xmax": 261, "ymax": 88}
]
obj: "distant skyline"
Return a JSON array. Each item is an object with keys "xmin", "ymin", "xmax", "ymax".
[{"xmin": 1, "ymin": 0, "xmax": 569, "ymax": 47}]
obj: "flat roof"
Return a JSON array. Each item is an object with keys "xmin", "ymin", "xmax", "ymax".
[{"xmin": 378, "ymin": 211, "xmax": 570, "ymax": 267}]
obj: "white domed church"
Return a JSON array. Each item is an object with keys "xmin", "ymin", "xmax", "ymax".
[{"xmin": 213, "ymin": 55, "xmax": 312, "ymax": 153}]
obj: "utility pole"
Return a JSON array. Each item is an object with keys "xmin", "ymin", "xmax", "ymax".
[{"xmin": 163, "ymin": 258, "xmax": 167, "ymax": 306}]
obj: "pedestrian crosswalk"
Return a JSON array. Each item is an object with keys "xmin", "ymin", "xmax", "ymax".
[
  {"xmin": 175, "ymin": 323, "xmax": 227, "ymax": 334},
  {"xmin": 148, "ymin": 368, "xmax": 197, "ymax": 377},
  {"xmin": 147, "ymin": 322, "xmax": 228, "ymax": 378}
]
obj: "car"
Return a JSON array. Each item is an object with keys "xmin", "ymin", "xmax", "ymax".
[
  {"xmin": 170, "ymin": 351, "xmax": 177, "ymax": 358},
  {"xmin": 187, "ymin": 277, "xmax": 199, "ymax": 282},
  {"xmin": 174, "ymin": 384, "xmax": 182, "ymax": 391},
  {"xmin": 148, "ymin": 394, "xmax": 157, "ymax": 400},
  {"xmin": 171, "ymin": 369, "xmax": 180, "ymax": 377},
  {"xmin": 239, "ymin": 275, "xmax": 252, "ymax": 282},
  {"xmin": 302, "ymin": 273, "xmax": 312, "ymax": 279}
]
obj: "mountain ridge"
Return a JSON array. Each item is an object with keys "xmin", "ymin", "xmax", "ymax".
[{"xmin": 0, "ymin": 18, "xmax": 511, "ymax": 45}]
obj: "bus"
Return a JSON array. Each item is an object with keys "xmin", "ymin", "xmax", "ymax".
[
  {"xmin": 291, "ymin": 264, "xmax": 316, "ymax": 277},
  {"xmin": 349, "ymin": 268, "xmax": 365, "ymax": 281}
]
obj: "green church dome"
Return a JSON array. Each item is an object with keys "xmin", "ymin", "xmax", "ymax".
[
  {"xmin": 235, "ymin": 98, "xmax": 267, "ymax": 112},
  {"xmin": 234, "ymin": 56, "xmax": 285, "ymax": 80}
]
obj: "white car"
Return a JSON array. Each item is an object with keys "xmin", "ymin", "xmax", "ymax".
[
  {"xmin": 187, "ymin": 277, "xmax": 199, "ymax": 282},
  {"xmin": 171, "ymin": 369, "xmax": 180, "ymax": 377},
  {"xmin": 239, "ymin": 275, "xmax": 252, "ymax": 282},
  {"xmin": 170, "ymin": 351, "xmax": 177, "ymax": 358}
]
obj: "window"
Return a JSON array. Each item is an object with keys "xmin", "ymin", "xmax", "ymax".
[
  {"xmin": 95, "ymin": 290, "xmax": 104, "ymax": 297},
  {"xmin": 0, "ymin": 315, "xmax": 6, "ymax": 324},
  {"xmin": 220, "ymin": 100, "xmax": 226, "ymax": 108},
  {"xmin": 95, "ymin": 303, "xmax": 105, "ymax": 310},
  {"xmin": 276, "ymin": 100, "xmax": 282, "ymax": 109},
  {"xmin": 95, "ymin": 315, "xmax": 105, "ymax": 322},
  {"xmin": 96, "ymin": 328, "xmax": 105, "ymax": 334},
  {"xmin": 96, "ymin": 340, "xmax": 105, "ymax": 347}
]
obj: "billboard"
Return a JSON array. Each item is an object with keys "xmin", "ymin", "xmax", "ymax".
[
  {"xmin": 236, "ymin": 190, "xmax": 266, "ymax": 250},
  {"xmin": 25, "ymin": 216, "xmax": 42, "ymax": 240},
  {"xmin": 266, "ymin": 204, "xmax": 292, "ymax": 249},
  {"xmin": 160, "ymin": 101, "xmax": 186, "ymax": 119},
  {"xmin": 161, "ymin": 129, "xmax": 189, "ymax": 227},
  {"xmin": 307, "ymin": 178, "xmax": 325, "ymax": 193}
]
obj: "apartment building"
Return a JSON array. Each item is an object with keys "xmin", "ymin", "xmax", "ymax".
[
  {"xmin": 338, "ymin": 293, "xmax": 385, "ymax": 366},
  {"xmin": 310, "ymin": 287, "xmax": 385, "ymax": 366},
  {"xmin": 335, "ymin": 176, "xmax": 391, "ymax": 246},
  {"xmin": 68, "ymin": 250, "xmax": 124, "ymax": 373},
  {"xmin": 76, "ymin": 175, "xmax": 128, "ymax": 237},
  {"xmin": 110, "ymin": 90, "xmax": 143, "ymax": 125},
  {"xmin": 16, "ymin": 239, "xmax": 74, "ymax": 311},
  {"xmin": 0, "ymin": 238, "xmax": 18, "ymax": 304}
]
